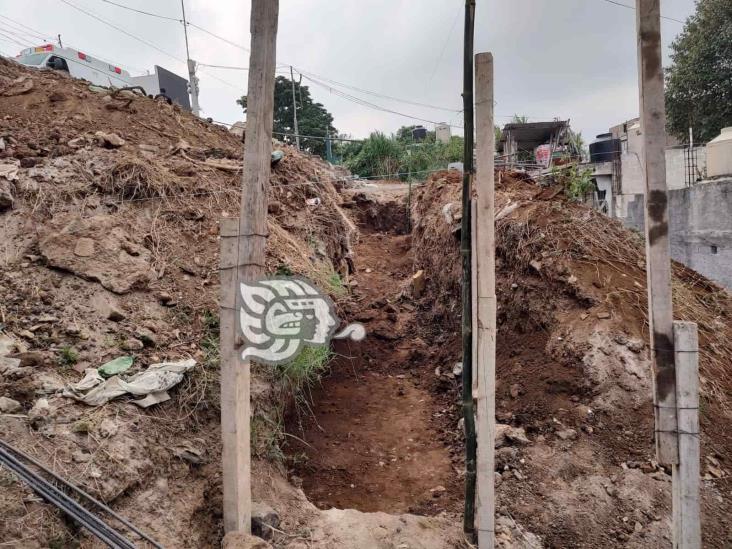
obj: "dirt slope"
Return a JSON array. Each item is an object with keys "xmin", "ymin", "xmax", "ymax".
[{"xmin": 411, "ymin": 170, "xmax": 732, "ymax": 547}]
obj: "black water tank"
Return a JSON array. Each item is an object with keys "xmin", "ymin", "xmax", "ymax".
[
  {"xmin": 411, "ymin": 126, "xmax": 427, "ymax": 142},
  {"xmin": 590, "ymin": 133, "xmax": 621, "ymax": 162}
]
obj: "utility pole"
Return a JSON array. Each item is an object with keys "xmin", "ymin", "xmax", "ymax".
[
  {"xmin": 636, "ymin": 2, "xmax": 701, "ymax": 547},
  {"xmin": 57, "ymin": 34, "xmax": 63, "ymax": 48},
  {"xmin": 181, "ymin": 0, "xmax": 200, "ymax": 116},
  {"xmin": 219, "ymin": 0, "xmax": 279, "ymax": 535},
  {"xmin": 290, "ymin": 66, "xmax": 300, "ymax": 150},
  {"xmin": 474, "ymin": 51, "xmax": 496, "ymax": 549},
  {"xmin": 635, "ymin": 0, "xmax": 678, "ymax": 469},
  {"xmin": 460, "ymin": 0, "xmax": 477, "ymax": 539}
]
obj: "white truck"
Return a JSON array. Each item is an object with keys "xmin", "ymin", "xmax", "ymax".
[{"xmin": 14, "ymin": 43, "xmax": 191, "ymax": 110}]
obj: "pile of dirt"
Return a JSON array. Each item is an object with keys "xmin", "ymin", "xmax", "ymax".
[
  {"xmin": 411, "ymin": 170, "xmax": 732, "ymax": 547},
  {"xmin": 0, "ymin": 56, "xmax": 366, "ymax": 548}
]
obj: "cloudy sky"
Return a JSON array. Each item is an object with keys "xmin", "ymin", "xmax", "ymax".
[{"xmin": 0, "ymin": 0, "xmax": 696, "ymax": 143}]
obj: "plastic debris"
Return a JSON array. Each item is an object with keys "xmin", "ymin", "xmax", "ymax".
[
  {"xmin": 271, "ymin": 150, "xmax": 284, "ymax": 165},
  {"xmin": 98, "ymin": 356, "xmax": 133, "ymax": 377},
  {"xmin": 63, "ymin": 358, "xmax": 196, "ymax": 407}
]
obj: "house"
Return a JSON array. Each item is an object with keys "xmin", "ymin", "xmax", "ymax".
[
  {"xmin": 585, "ymin": 120, "xmax": 732, "ymax": 289},
  {"xmin": 498, "ymin": 120, "xmax": 577, "ymax": 168}
]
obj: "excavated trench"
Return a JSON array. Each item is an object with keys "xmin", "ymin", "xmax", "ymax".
[{"xmin": 285, "ymin": 187, "xmax": 462, "ymax": 516}]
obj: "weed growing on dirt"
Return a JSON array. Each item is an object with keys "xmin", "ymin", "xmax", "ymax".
[
  {"xmin": 277, "ymin": 346, "xmax": 333, "ymax": 395},
  {"xmin": 57, "ymin": 346, "xmax": 79, "ymax": 367},
  {"xmin": 551, "ymin": 164, "xmax": 594, "ymax": 200}
]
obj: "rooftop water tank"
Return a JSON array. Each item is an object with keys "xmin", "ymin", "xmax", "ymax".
[
  {"xmin": 589, "ymin": 133, "xmax": 621, "ymax": 163},
  {"xmin": 707, "ymin": 127, "xmax": 732, "ymax": 178}
]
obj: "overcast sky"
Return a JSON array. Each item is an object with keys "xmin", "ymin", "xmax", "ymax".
[{"xmin": 0, "ymin": 0, "xmax": 696, "ymax": 143}]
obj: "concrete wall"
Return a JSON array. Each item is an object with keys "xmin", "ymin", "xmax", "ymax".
[
  {"xmin": 617, "ymin": 146, "xmax": 707, "ymax": 197},
  {"xmin": 617, "ymin": 178, "xmax": 732, "ymax": 289}
]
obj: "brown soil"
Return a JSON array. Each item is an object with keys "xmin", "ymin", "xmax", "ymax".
[{"xmin": 287, "ymin": 187, "xmax": 462, "ymax": 516}]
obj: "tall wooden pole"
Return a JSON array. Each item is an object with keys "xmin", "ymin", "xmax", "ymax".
[
  {"xmin": 635, "ymin": 0, "xmax": 678, "ymax": 466},
  {"xmin": 460, "ymin": 0, "xmax": 477, "ymax": 537},
  {"xmin": 290, "ymin": 65, "xmax": 300, "ymax": 150},
  {"xmin": 220, "ymin": 0, "xmax": 279, "ymax": 534},
  {"xmin": 474, "ymin": 52, "xmax": 496, "ymax": 549}
]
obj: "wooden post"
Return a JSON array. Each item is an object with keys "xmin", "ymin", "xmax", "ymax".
[
  {"xmin": 635, "ymin": 0, "xmax": 678, "ymax": 466},
  {"xmin": 673, "ymin": 321, "xmax": 701, "ymax": 549},
  {"xmin": 220, "ymin": 0, "xmax": 279, "ymax": 534},
  {"xmin": 460, "ymin": 0, "xmax": 477, "ymax": 536},
  {"xmin": 474, "ymin": 51, "xmax": 496, "ymax": 548}
]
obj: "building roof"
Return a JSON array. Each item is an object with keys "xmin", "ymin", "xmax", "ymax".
[{"xmin": 499, "ymin": 120, "xmax": 569, "ymax": 147}]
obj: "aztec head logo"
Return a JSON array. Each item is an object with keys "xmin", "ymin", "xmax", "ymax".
[{"xmin": 239, "ymin": 276, "xmax": 365, "ymax": 365}]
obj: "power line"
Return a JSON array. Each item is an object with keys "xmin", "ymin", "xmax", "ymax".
[
  {"xmin": 427, "ymin": 3, "xmax": 462, "ymax": 89},
  {"xmin": 0, "ymin": 31, "xmax": 28, "ymax": 49},
  {"xmin": 187, "ymin": 22, "xmax": 249, "ymax": 53},
  {"xmin": 303, "ymin": 73, "xmax": 463, "ymax": 128},
  {"xmin": 0, "ymin": 14, "xmax": 53, "ymax": 42},
  {"xmin": 597, "ymin": 0, "xmax": 685, "ymax": 24},
  {"xmin": 97, "ymin": 0, "xmax": 181, "ymax": 22},
  {"xmin": 58, "ymin": 0, "xmax": 186, "ymax": 67},
  {"xmin": 297, "ymin": 68, "xmax": 462, "ymax": 113}
]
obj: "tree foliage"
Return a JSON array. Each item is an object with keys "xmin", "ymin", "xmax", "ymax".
[
  {"xmin": 238, "ymin": 76, "xmax": 337, "ymax": 158},
  {"xmin": 665, "ymin": 0, "xmax": 732, "ymax": 143},
  {"xmin": 340, "ymin": 126, "xmax": 464, "ymax": 180}
]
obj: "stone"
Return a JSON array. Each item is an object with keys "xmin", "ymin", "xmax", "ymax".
[
  {"xmin": 121, "ymin": 338, "xmax": 144, "ymax": 351},
  {"xmin": 68, "ymin": 136, "xmax": 87, "ymax": 148},
  {"xmin": 251, "ymin": 502, "xmax": 280, "ymax": 540},
  {"xmin": 98, "ymin": 418, "xmax": 118, "ymax": 438},
  {"xmin": 411, "ymin": 270, "xmax": 426, "ymax": 297},
  {"xmin": 267, "ymin": 201, "xmax": 283, "ymax": 215},
  {"xmin": 222, "ymin": 532, "xmax": 272, "ymax": 549},
  {"xmin": 72, "ymin": 450, "xmax": 92, "ymax": 463},
  {"xmin": 134, "ymin": 328, "xmax": 157, "ymax": 347},
  {"xmin": 626, "ymin": 339, "xmax": 644, "ymax": 353},
  {"xmin": 28, "ymin": 398, "xmax": 52, "ymax": 428},
  {"xmin": 0, "ymin": 396, "xmax": 21, "ymax": 413},
  {"xmin": 496, "ymin": 424, "xmax": 530, "ymax": 447},
  {"xmin": 106, "ymin": 303, "xmax": 126, "ymax": 322},
  {"xmin": 556, "ymin": 428, "xmax": 578, "ymax": 441},
  {"xmin": 0, "ymin": 179, "xmax": 13, "ymax": 211},
  {"xmin": 597, "ymin": 311, "xmax": 611, "ymax": 319},
  {"xmin": 452, "ymin": 362, "xmax": 463, "ymax": 377},
  {"xmin": 94, "ymin": 131, "xmax": 125, "ymax": 148},
  {"xmin": 39, "ymin": 214, "xmax": 154, "ymax": 294},
  {"xmin": 509, "ymin": 383, "xmax": 521, "ymax": 399}
]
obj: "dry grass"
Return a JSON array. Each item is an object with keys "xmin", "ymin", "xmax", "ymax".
[{"xmin": 98, "ymin": 156, "xmax": 179, "ymax": 200}]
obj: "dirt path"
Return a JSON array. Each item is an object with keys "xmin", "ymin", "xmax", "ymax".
[{"xmin": 286, "ymin": 187, "xmax": 461, "ymax": 516}]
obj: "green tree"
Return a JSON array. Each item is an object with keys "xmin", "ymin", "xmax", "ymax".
[
  {"xmin": 665, "ymin": 0, "xmax": 732, "ymax": 143},
  {"xmin": 238, "ymin": 76, "xmax": 337, "ymax": 158}
]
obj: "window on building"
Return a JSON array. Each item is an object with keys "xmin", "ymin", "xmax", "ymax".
[{"xmin": 711, "ymin": 245, "xmax": 718, "ymax": 255}]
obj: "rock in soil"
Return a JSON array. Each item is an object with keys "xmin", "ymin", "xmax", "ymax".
[
  {"xmin": 251, "ymin": 502, "xmax": 280, "ymax": 540},
  {"xmin": 0, "ymin": 396, "xmax": 22, "ymax": 413},
  {"xmin": 222, "ymin": 532, "xmax": 272, "ymax": 549}
]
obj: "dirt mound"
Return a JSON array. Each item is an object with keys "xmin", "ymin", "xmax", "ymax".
[
  {"xmin": 0, "ymin": 57, "xmax": 361, "ymax": 547},
  {"xmin": 411, "ymin": 170, "xmax": 732, "ymax": 547}
]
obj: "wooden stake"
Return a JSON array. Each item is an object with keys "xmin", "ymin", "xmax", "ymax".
[
  {"xmin": 635, "ymin": 0, "xmax": 678, "ymax": 466},
  {"xmin": 474, "ymin": 51, "xmax": 496, "ymax": 548},
  {"xmin": 220, "ymin": 0, "xmax": 279, "ymax": 534},
  {"xmin": 673, "ymin": 321, "xmax": 701, "ymax": 549}
]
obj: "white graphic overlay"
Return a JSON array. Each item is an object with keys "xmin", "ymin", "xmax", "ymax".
[{"xmin": 239, "ymin": 276, "xmax": 365, "ymax": 365}]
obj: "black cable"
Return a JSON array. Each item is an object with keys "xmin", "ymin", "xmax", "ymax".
[
  {"xmin": 0, "ymin": 446, "xmax": 136, "ymax": 548},
  {"xmin": 0, "ymin": 439, "xmax": 162, "ymax": 548},
  {"xmin": 597, "ymin": 0, "xmax": 685, "ymax": 24}
]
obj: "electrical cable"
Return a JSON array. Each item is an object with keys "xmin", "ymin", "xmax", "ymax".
[
  {"xmin": 58, "ymin": 0, "xmax": 186, "ymax": 67},
  {"xmin": 597, "ymin": 0, "xmax": 685, "ymax": 24},
  {"xmin": 0, "ymin": 439, "xmax": 162, "ymax": 548},
  {"xmin": 302, "ymin": 73, "xmax": 464, "ymax": 128},
  {"xmin": 98, "ymin": 0, "xmax": 181, "ymax": 21}
]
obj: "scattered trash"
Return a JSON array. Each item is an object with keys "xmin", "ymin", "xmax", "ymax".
[
  {"xmin": 98, "ymin": 356, "xmax": 133, "ymax": 377},
  {"xmin": 305, "ymin": 197, "xmax": 321, "ymax": 206},
  {"xmin": 64, "ymin": 358, "xmax": 196, "ymax": 407}
]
